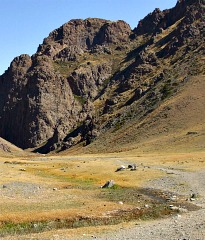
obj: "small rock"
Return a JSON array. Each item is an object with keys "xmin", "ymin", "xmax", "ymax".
[
  {"xmin": 115, "ymin": 165, "xmax": 126, "ymax": 172},
  {"xmin": 187, "ymin": 131, "xmax": 198, "ymax": 135},
  {"xmin": 169, "ymin": 206, "xmax": 179, "ymax": 211},
  {"xmin": 170, "ymin": 195, "xmax": 177, "ymax": 201},
  {"xmin": 101, "ymin": 180, "xmax": 115, "ymax": 188},
  {"xmin": 33, "ymin": 223, "xmax": 38, "ymax": 228},
  {"xmin": 118, "ymin": 201, "xmax": 123, "ymax": 205},
  {"xmin": 191, "ymin": 193, "xmax": 197, "ymax": 199},
  {"xmin": 128, "ymin": 164, "xmax": 137, "ymax": 171},
  {"xmin": 170, "ymin": 206, "xmax": 187, "ymax": 213},
  {"xmin": 2, "ymin": 185, "xmax": 7, "ymax": 188},
  {"xmin": 19, "ymin": 168, "xmax": 26, "ymax": 171},
  {"xmin": 178, "ymin": 208, "xmax": 188, "ymax": 213},
  {"xmin": 53, "ymin": 188, "xmax": 58, "ymax": 191}
]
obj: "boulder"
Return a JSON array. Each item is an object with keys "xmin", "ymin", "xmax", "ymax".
[
  {"xmin": 101, "ymin": 180, "xmax": 115, "ymax": 188},
  {"xmin": 115, "ymin": 165, "xmax": 126, "ymax": 172},
  {"xmin": 128, "ymin": 164, "xmax": 137, "ymax": 171}
]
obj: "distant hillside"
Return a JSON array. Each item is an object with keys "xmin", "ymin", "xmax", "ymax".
[
  {"xmin": 0, "ymin": 0, "xmax": 204, "ymax": 153},
  {"xmin": 0, "ymin": 137, "xmax": 24, "ymax": 156}
]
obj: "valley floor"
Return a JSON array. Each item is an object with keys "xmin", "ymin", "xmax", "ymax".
[{"xmin": 1, "ymin": 150, "xmax": 205, "ymax": 239}]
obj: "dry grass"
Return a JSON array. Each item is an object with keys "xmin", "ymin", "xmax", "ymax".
[
  {"xmin": 0, "ymin": 149, "xmax": 204, "ymax": 239},
  {"xmin": 0, "ymin": 74, "xmax": 204, "ymax": 238},
  {"xmin": 80, "ymin": 75, "xmax": 205, "ymax": 154}
]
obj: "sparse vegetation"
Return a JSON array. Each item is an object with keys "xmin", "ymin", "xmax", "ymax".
[
  {"xmin": 160, "ymin": 83, "xmax": 174, "ymax": 100},
  {"xmin": 53, "ymin": 60, "xmax": 72, "ymax": 77},
  {"xmin": 73, "ymin": 94, "xmax": 86, "ymax": 105},
  {"xmin": 0, "ymin": 0, "xmax": 204, "ymax": 239},
  {"xmin": 0, "ymin": 148, "xmax": 204, "ymax": 239}
]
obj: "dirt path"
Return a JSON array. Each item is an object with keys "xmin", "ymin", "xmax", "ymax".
[
  {"xmin": 53, "ymin": 166, "xmax": 205, "ymax": 240},
  {"xmin": 85, "ymin": 167, "xmax": 205, "ymax": 240}
]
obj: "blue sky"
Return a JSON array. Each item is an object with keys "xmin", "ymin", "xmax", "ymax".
[{"xmin": 0, "ymin": 0, "xmax": 177, "ymax": 75}]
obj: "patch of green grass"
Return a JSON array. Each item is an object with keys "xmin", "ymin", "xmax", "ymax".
[
  {"xmin": 99, "ymin": 187, "xmax": 147, "ymax": 205},
  {"xmin": 0, "ymin": 204, "xmax": 175, "ymax": 237},
  {"xmin": 102, "ymin": 77, "xmax": 111, "ymax": 88},
  {"xmin": 0, "ymin": 222, "xmax": 48, "ymax": 236},
  {"xmin": 53, "ymin": 61, "xmax": 70, "ymax": 76},
  {"xmin": 140, "ymin": 204, "xmax": 172, "ymax": 220},
  {"xmin": 0, "ymin": 200, "xmax": 83, "ymax": 214},
  {"xmin": 53, "ymin": 60, "xmax": 77, "ymax": 78},
  {"xmin": 160, "ymin": 83, "xmax": 174, "ymax": 100},
  {"xmin": 0, "ymin": 218, "xmax": 118, "ymax": 237},
  {"xmin": 73, "ymin": 94, "xmax": 86, "ymax": 105},
  {"xmin": 33, "ymin": 169, "xmax": 98, "ymax": 189},
  {"xmin": 0, "ymin": 187, "xmax": 193, "ymax": 237}
]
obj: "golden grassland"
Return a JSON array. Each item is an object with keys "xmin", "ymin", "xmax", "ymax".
[
  {"xmin": 0, "ymin": 149, "xmax": 205, "ymax": 239},
  {"xmin": 0, "ymin": 150, "xmax": 205, "ymax": 221}
]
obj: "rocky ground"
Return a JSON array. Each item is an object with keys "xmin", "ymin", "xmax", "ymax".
[
  {"xmin": 2, "ymin": 155, "xmax": 205, "ymax": 240},
  {"xmin": 88, "ymin": 168, "xmax": 205, "ymax": 240}
]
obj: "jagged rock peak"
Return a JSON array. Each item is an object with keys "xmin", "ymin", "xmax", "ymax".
[
  {"xmin": 134, "ymin": 0, "xmax": 204, "ymax": 36},
  {"xmin": 177, "ymin": 0, "xmax": 203, "ymax": 5},
  {"xmin": 0, "ymin": 54, "xmax": 32, "ymax": 81},
  {"xmin": 175, "ymin": 0, "xmax": 204, "ymax": 10},
  {"xmin": 3, "ymin": 54, "xmax": 31, "ymax": 74},
  {"xmin": 37, "ymin": 18, "xmax": 131, "ymax": 56}
]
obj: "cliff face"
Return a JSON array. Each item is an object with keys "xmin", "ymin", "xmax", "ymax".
[
  {"xmin": 0, "ymin": 19, "xmax": 131, "ymax": 150},
  {"xmin": 0, "ymin": 53, "xmax": 80, "ymax": 148},
  {"xmin": 0, "ymin": 0, "xmax": 204, "ymax": 152}
]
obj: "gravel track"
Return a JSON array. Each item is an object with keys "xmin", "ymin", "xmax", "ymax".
[{"xmin": 74, "ymin": 167, "xmax": 205, "ymax": 240}]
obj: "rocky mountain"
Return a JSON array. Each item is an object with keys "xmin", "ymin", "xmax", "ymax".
[{"xmin": 0, "ymin": 0, "xmax": 204, "ymax": 153}]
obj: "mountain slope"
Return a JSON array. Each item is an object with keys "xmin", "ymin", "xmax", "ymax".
[
  {"xmin": 82, "ymin": 75, "xmax": 205, "ymax": 153},
  {"xmin": 0, "ymin": 137, "xmax": 25, "ymax": 156},
  {"xmin": 0, "ymin": 0, "xmax": 204, "ymax": 153}
]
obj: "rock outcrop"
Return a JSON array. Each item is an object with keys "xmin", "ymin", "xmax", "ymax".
[
  {"xmin": 0, "ymin": 0, "xmax": 204, "ymax": 152},
  {"xmin": 0, "ymin": 141, "xmax": 10, "ymax": 152},
  {"xmin": 37, "ymin": 18, "xmax": 131, "ymax": 56},
  {"xmin": 0, "ymin": 54, "xmax": 81, "ymax": 149},
  {"xmin": 134, "ymin": 0, "xmax": 203, "ymax": 36},
  {"xmin": 68, "ymin": 61, "xmax": 112, "ymax": 99},
  {"xmin": 0, "ymin": 18, "xmax": 131, "ymax": 150}
]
